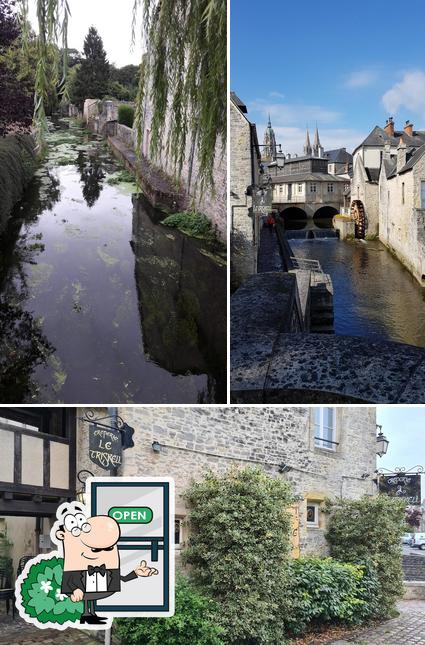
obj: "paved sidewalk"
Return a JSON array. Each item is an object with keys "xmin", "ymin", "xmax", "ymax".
[
  {"xmin": 0, "ymin": 610, "xmax": 102, "ymax": 644},
  {"xmin": 330, "ymin": 600, "xmax": 425, "ymax": 644}
]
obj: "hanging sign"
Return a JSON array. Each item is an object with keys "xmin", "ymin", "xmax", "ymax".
[
  {"xmin": 252, "ymin": 185, "xmax": 273, "ymax": 214},
  {"xmin": 379, "ymin": 473, "xmax": 421, "ymax": 504},
  {"xmin": 89, "ymin": 423, "xmax": 122, "ymax": 471}
]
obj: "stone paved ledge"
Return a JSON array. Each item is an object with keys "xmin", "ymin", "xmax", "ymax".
[
  {"xmin": 329, "ymin": 600, "xmax": 425, "ymax": 644},
  {"xmin": 231, "ymin": 275, "xmax": 425, "ymax": 402}
]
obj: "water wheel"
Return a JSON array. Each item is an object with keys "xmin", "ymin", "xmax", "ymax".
[{"xmin": 350, "ymin": 200, "xmax": 366, "ymax": 238}]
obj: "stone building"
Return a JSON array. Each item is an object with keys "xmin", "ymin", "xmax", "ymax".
[
  {"xmin": 352, "ymin": 117, "xmax": 425, "ymax": 281},
  {"xmin": 230, "ymin": 91, "xmax": 263, "ymax": 288},
  {"xmin": 76, "ymin": 406, "xmax": 377, "ymax": 557},
  {"xmin": 351, "ymin": 117, "xmax": 425, "ymax": 237}
]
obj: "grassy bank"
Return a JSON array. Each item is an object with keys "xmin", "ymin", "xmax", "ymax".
[{"xmin": 0, "ymin": 134, "xmax": 37, "ymax": 229}]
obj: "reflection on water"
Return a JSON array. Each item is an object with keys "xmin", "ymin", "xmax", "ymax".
[
  {"xmin": 290, "ymin": 238, "xmax": 425, "ymax": 347},
  {"xmin": 0, "ymin": 118, "xmax": 226, "ymax": 402}
]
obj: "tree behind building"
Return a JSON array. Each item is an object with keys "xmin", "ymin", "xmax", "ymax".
[{"xmin": 70, "ymin": 26, "xmax": 109, "ymax": 110}]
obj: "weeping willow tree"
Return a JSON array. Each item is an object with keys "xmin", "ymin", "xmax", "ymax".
[
  {"xmin": 19, "ymin": 0, "xmax": 70, "ymax": 149},
  {"xmin": 132, "ymin": 0, "xmax": 226, "ymax": 193},
  {"xmin": 20, "ymin": 0, "xmax": 226, "ymax": 191}
]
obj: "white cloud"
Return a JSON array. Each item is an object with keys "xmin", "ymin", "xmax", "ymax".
[
  {"xmin": 257, "ymin": 124, "xmax": 367, "ymax": 156},
  {"xmin": 249, "ymin": 99, "xmax": 341, "ymax": 126},
  {"xmin": 269, "ymin": 91, "xmax": 285, "ymax": 99},
  {"xmin": 344, "ymin": 69, "xmax": 378, "ymax": 89},
  {"xmin": 382, "ymin": 70, "xmax": 425, "ymax": 121}
]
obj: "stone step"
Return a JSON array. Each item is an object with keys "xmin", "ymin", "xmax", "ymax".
[{"xmin": 403, "ymin": 555, "xmax": 425, "ymax": 581}]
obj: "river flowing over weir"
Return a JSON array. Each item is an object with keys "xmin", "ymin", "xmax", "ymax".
[
  {"xmin": 286, "ymin": 219, "xmax": 425, "ymax": 347},
  {"xmin": 0, "ymin": 118, "xmax": 226, "ymax": 403}
]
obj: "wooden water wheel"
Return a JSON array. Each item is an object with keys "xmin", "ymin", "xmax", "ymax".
[{"xmin": 350, "ymin": 200, "xmax": 366, "ymax": 238}]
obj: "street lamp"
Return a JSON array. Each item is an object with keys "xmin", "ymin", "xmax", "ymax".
[
  {"xmin": 376, "ymin": 425, "xmax": 389, "ymax": 457},
  {"xmin": 76, "ymin": 469, "xmax": 94, "ymax": 505}
]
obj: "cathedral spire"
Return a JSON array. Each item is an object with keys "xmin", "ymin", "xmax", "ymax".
[
  {"xmin": 263, "ymin": 115, "xmax": 277, "ymax": 162},
  {"xmin": 304, "ymin": 126, "xmax": 312, "ymax": 156},
  {"xmin": 313, "ymin": 123, "xmax": 324, "ymax": 157}
]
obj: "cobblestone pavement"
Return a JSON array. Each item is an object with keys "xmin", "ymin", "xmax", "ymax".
[
  {"xmin": 330, "ymin": 601, "xmax": 425, "ymax": 644},
  {"xmin": 0, "ymin": 610, "xmax": 102, "ymax": 644}
]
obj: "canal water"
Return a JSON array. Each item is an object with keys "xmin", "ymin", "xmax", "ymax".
[
  {"xmin": 289, "ymin": 232, "xmax": 425, "ymax": 348},
  {"xmin": 0, "ymin": 118, "xmax": 226, "ymax": 403}
]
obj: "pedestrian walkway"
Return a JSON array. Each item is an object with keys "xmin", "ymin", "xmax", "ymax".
[
  {"xmin": 330, "ymin": 600, "xmax": 425, "ymax": 644},
  {"xmin": 0, "ymin": 610, "xmax": 101, "ymax": 644},
  {"xmin": 257, "ymin": 225, "xmax": 284, "ymax": 272}
]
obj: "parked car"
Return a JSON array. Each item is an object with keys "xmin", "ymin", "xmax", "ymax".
[
  {"xmin": 402, "ymin": 533, "xmax": 414, "ymax": 545},
  {"xmin": 411, "ymin": 533, "xmax": 425, "ymax": 550}
]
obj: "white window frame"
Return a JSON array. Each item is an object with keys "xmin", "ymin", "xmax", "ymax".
[
  {"xmin": 310, "ymin": 183, "xmax": 317, "ymax": 193},
  {"xmin": 306, "ymin": 502, "xmax": 319, "ymax": 528},
  {"xmin": 327, "ymin": 183, "xmax": 334, "ymax": 193},
  {"xmin": 314, "ymin": 407, "xmax": 337, "ymax": 451},
  {"xmin": 175, "ymin": 517, "xmax": 184, "ymax": 550},
  {"xmin": 298, "ymin": 183, "xmax": 302, "ymax": 193}
]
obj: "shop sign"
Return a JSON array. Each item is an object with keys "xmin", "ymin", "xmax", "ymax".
[{"xmin": 89, "ymin": 423, "xmax": 122, "ymax": 470}]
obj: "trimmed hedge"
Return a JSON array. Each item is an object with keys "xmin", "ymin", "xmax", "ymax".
[
  {"xmin": 0, "ymin": 134, "xmax": 36, "ymax": 229},
  {"xmin": 325, "ymin": 495, "xmax": 406, "ymax": 617},
  {"xmin": 118, "ymin": 104, "xmax": 135, "ymax": 128},
  {"xmin": 115, "ymin": 575, "xmax": 224, "ymax": 645},
  {"xmin": 283, "ymin": 557, "xmax": 381, "ymax": 636}
]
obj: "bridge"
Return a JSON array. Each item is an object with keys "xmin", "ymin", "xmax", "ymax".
[{"xmin": 273, "ymin": 203, "xmax": 340, "ymax": 222}]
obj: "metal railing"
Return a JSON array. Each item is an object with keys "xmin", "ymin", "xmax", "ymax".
[{"xmin": 290, "ymin": 256, "xmax": 333, "ymax": 290}]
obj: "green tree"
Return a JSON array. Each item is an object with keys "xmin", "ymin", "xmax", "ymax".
[
  {"xmin": 182, "ymin": 467, "xmax": 294, "ymax": 644},
  {"xmin": 20, "ymin": 0, "xmax": 226, "ymax": 188},
  {"xmin": 325, "ymin": 495, "xmax": 406, "ymax": 617},
  {"xmin": 70, "ymin": 26, "xmax": 109, "ymax": 109}
]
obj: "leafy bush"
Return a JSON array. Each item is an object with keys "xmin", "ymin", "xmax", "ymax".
[
  {"xmin": 115, "ymin": 574, "xmax": 224, "ymax": 645},
  {"xmin": 0, "ymin": 134, "xmax": 36, "ymax": 227},
  {"xmin": 182, "ymin": 467, "xmax": 294, "ymax": 644},
  {"xmin": 283, "ymin": 557, "xmax": 381, "ymax": 636},
  {"xmin": 325, "ymin": 496, "xmax": 406, "ymax": 617},
  {"xmin": 19, "ymin": 556, "xmax": 83, "ymax": 625},
  {"xmin": 118, "ymin": 104, "xmax": 135, "ymax": 128},
  {"xmin": 162, "ymin": 211, "xmax": 213, "ymax": 239}
]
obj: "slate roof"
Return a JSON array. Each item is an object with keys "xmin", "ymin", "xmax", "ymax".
[
  {"xmin": 354, "ymin": 125, "xmax": 425, "ymax": 154},
  {"xmin": 365, "ymin": 168, "xmax": 380, "ymax": 182},
  {"xmin": 324, "ymin": 148, "xmax": 353, "ymax": 163},
  {"xmin": 398, "ymin": 143, "xmax": 425, "ymax": 175},
  {"xmin": 230, "ymin": 91, "xmax": 247, "ymax": 113},
  {"xmin": 271, "ymin": 172, "xmax": 346, "ymax": 184}
]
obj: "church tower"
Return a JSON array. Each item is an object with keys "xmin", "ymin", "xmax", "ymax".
[
  {"xmin": 313, "ymin": 124, "xmax": 324, "ymax": 157},
  {"xmin": 263, "ymin": 115, "xmax": 277, "ymax": 162},
  {"xmin": 304, "ymin": 127, "xmax": 312, "ymax": 156}
]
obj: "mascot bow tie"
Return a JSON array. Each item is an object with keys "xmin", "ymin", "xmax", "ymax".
[{"xmin": 88, "ymin": 564, "xmax": 106, "ymax": 576}]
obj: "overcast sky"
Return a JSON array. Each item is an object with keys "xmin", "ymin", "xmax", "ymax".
[{"xmin": 27, "ymin": 0, "xmax": 143, "ymax": 67}]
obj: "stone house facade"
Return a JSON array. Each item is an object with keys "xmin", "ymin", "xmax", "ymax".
[
  {"xmin": 379, "ymin": 141, "xmax": 425, "ymax": 284},
  {"xmin": 76, "ymin": 406, "xmax": 377, "ymax": 558},
  {"xmin": 351, "ymin": 117, "xmax": 425, "ymax": 240},
  {"xmin": 230, "ymin": 92, "xmax": 262, "ymax": 289}
]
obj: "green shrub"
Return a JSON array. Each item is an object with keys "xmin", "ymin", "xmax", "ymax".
[
  {"xmin": 283, "ymin": 557, "xmax": 381, "ymax": 636},
  {"xmin": 18, "ymin": 556, "xmax": 83, "ymax": 625},
  {"xmin": 162, "ymin": 211, "xmax": 213, "ymax": 239},
  {"xmin": 325, "ymin": 496, "xmax": 406, "ymax": 617},
  {"xmin": 182, "ymin": 467, "xmax": 294, "ymax": 644},
  {"xmin": 0, "ymin": 134, "xmax": 37, "ymax": 228},
  {"xmin": 118, "ymin": 104, "xmax": 135, "ymax": 128},
  {"xmin": 115, "ymin": 574, "xmax": 224, "ymax": 645}
]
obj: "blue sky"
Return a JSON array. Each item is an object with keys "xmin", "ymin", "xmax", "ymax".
[
  {"xmin": 231, "ymin": 0, "xmax": 425, "ymax": 154},
  {"xmin": 377, "ymin": 407, "xmax": 425, "ymax": 501}
]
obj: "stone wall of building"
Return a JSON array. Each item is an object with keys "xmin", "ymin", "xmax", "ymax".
[
  {"xmin": 351, "ymin": 153, "xmax": 379, "ymax": 236},
  {"xmin": 76, "ymin": 407, "xmax": 377, "ymax": 557},
  {"xmin": 379, "ymin": 155, "xmax": 425, "ymax": 284},
  {"xmin": 230, "ymin": 101, "xmax": 258, "ymax": 289}
]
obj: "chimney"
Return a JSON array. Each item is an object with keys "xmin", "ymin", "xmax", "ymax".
[
  {"xmin": 397, "ymin": 136, "xmax": 407, "ymax": 172},
  {"xmin": 384, "ymin": 116, "xmax": 395, "ymax": 137},
  {"xmin": 404, "ymin": 120, "xmax": 413, "ymax": 137}
]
